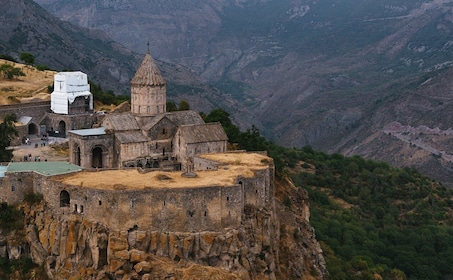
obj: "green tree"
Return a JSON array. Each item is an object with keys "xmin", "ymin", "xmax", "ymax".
[
  {"xmin": 166, "ymin": 100, "xmax": 178, "ymax": 112},
  {"xmin": 203, "ymin": 108, "xmax": 241, "ymax": 142},
  {"xmin": 178, "ymin": 100, "xmax": 190, "ymax": 111},
  {"xmin": 0, "ymin": 114, "xmax": 18, "ymax": 162},
  {"xmin": 0, "ymin": 64, "xmax": 25, "ymax": 80},
  {"xmin": 19, "ymin": 52, "xmax": 34, "ymax": 65}
]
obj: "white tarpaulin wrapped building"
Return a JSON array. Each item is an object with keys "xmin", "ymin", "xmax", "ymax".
[{"xmin": 51, "ymin": 71, "xmax": 93, "ymax": 115}]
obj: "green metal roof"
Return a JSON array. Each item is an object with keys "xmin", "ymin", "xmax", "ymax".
[{"xmin": 6, "ymin": 162, "xmax": 82, "ymax": 176}]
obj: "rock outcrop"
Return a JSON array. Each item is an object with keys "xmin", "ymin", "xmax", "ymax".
[{"xmin": 0, "ymin": 175, "xmax": 327, "ymax": 279}]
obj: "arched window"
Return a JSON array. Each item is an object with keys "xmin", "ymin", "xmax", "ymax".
[{"xmin": 60, "ymin": 190, "xmax": 70, "ymax": 207}]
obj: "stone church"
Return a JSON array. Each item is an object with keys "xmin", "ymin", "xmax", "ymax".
[{"xmin": 67, "ymin": 51, "xmax": 228, "ymax": 170}]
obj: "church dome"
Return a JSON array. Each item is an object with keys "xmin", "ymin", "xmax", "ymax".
[{"xmin": 131, "ymin": 53, "xmax": 166, "ymax": 86}]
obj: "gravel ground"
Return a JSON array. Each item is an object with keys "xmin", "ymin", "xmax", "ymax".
[{"xmin": 12, "ymin": 135, "xmax": 69, "ymax": 162}]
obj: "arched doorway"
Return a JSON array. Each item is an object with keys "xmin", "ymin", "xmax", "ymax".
[
  {"xmin": 92, "ymin": 147, "xmax": 103, "ymax": 168},
  {"xmin": 60, "ymin": 190, "xmax": 70, "ymax": 207},
  {"xmin": 58, "ymin": 121, "xmax": 66, "ymax": 137},
  {"xmin": 28, "ymin": 123, "xmax": 38, "ymax": 135},
  {"xmin": 74, "ymin": 144, "xmax": 81, "ymax": 166}
]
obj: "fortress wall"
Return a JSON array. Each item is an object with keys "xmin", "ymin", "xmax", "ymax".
[
  {"xmin": 0, "ymin": 101, "xmax": 50, "ymax": 120},
  {"xmin": 1, "ymin": 158, "xmax": 273, "ymax": 233},
  {"xmin": 221, "ymin": 184, "xmax": 244, "ymax": 227},
  {"xmin": 41, "ymin": 175, "xmax": 245, "ymax": 232},
  {"xmin": 241, "ymin": 168, "xmax": 271, "ymax": 209},
  {"xmin": 0, "ymin": 172, "xmax": 35, "ymax": 204}
]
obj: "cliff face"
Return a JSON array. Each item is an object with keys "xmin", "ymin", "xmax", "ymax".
[{"xmin": 1, "ymin": 177, "xmax": 326, "ymax": 279}]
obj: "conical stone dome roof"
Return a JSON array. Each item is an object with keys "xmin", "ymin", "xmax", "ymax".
[{"xmin": 131, "ymin": 53, "xmax": 166, "ymax": 86}]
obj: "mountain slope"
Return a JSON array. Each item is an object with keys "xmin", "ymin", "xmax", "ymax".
[
  {"xmin": 0, "ymin": 0, "xmax": 138, "ymax": 94},
  {"xmin": 0, "ymin": 0, "xmax": 258, "ymax": 128},
  {"xmin": 34, "ymin": 0, "xmax": 453, "ymax": 185}
]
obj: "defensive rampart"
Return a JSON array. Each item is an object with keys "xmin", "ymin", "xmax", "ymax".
[{"xmin": 1, "ymin": 153, "xmax": 274, "ymax": 233}]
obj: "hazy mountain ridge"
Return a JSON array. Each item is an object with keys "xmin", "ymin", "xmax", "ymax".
[
  {"xmin": 0, "ymin": 0, "xmax": 258, "ymax": 129},
  {"xmin": 25, "ymin": 0, "xmax": 453, "ymax": 184}
]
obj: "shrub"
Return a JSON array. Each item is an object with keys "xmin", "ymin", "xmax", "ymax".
[
  {"xmin": 282, "ymin": 196, "xmax": 291, "ymax": 209},
  {"xmin": 0, "ymin": 202, "xmax": 24, "ymax": 231},
  {"xmin": 24, "ymin": 192, "xmax": 43, "ymax": 205}
]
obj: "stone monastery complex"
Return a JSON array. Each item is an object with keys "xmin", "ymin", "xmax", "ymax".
[{"xmin": 0, "ymin": 51, "xmax": 277, "ymax": 233}]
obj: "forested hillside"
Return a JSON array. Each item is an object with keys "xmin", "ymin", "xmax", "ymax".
[
  {"xmin": 206, "ymin": 108, "xmax": 453, "ymax": 279},
  {"xmin": 291, "ymin": 150, "xmax": 453, "ymax": 279}
]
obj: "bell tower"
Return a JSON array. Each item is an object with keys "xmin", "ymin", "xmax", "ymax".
[{"xmin": 130, "ymin": 45, "xmax": 166, "ymax": 115}]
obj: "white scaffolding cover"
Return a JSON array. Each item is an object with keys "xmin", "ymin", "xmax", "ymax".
[{"xmin": 50, "ymin": 71, "xmax": 93, "ymax": 114}]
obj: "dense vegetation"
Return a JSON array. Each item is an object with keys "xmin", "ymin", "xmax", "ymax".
[
  {"xmin": 89, "ymin": 81, "xmax": 129, "ymax": 106},
  {"xmin": 291, "ymin": 150, "xmax": 453, "ymax": 279},
  {"xmin": 0, "ymin": 63, "xmax": 25, "ymax": 80},
  {"xmin": 0, "ymin": 202, "xmax": 44, "ymax": 279},
  {"xmin": 0, "ymin": 114, "xmax": 18, "ymax": 162},
  {"xmin": 205, "ymin": 108, "xmax": 453, "ymax": 279}
]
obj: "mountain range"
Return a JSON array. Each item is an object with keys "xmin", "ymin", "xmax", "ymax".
[{"xmin": 2, "ymin": 0, "xmax": 453, "ymax": 185}]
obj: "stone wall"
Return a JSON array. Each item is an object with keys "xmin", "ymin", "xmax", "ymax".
[
  {"xmin": 1, "ymin": 159, "xmax": 273, "ymax": 234},
  {"xmin": 43, "ymin": 112, "xmax": 100, "ymax": 136},
  {"xmin": 131, "ymin": 85, "xmax": 166, "ymax": 115},
  {"xmin": 0, "ymin": 101, "xmax": 50, "ymax": 121},
  {"xmin": 41, "ymin": 177, "xmax": 245, "ymax": 232},
  {"xmin": 0, "ymin": 101, "xmax": 50, "ymax": 142},
  {"xmin": 68, "ymin": 96, "xmax": 93, "ymax": 115},
  {"xmin": 0, "ymin": 101, "xmax": 99, "ymax": 144},
  {"xmin": 69, "ymin": 133, "xmax": 115, "ymax": 169},
  {"xmin": 120, "ymin": 141, "xmax": 150, "ymax": 163},
  {"xmin": 0, "ymin": 172, "xmax": 34, "ymax": 204},
  {"xmin": 194, "ymin": 156, "xmax": 223, "ymax": 170}
]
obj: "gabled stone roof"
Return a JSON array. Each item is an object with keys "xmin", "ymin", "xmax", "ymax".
[
  {"xmin": 101, "ymin": 113, "xmax": 140, "ymax": 131},
  {"xmin": 166, "ymin": 110, "xmax": 205, "ymax": 126},
  {"xmin": 131, "ymin": 53, "xmax": 166, "ymax": 86},
  {"xmin": 115, "ymin": 131, "xmax": 149, "ymax": 144},
  {"xmin": 178, "ymin": 122, "xmax": 228, "ymax": 144},
  {"xmin": 142, "ymin": 110, "xmax": 204, "ymax": 131}
]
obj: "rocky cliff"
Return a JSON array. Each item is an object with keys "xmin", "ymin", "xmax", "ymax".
[{"xmin": 0, "ymin": 177, "xmax": 326, "ymax": 279}]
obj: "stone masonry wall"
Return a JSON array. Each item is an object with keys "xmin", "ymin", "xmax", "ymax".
[
  {"xmin": 0, "ymin": 101, "xmax": 50, "ymax": 121},
  {"xmin": 0, "ymin": 172, "xmax": 34, "ymax": 205},
  {"xmin": 40, "ymin": 177, "xmax": 248, "ymax": 232},
  {"xmin": 2, "ymin": 162, "xmax": 273, "ymax": 234}
]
